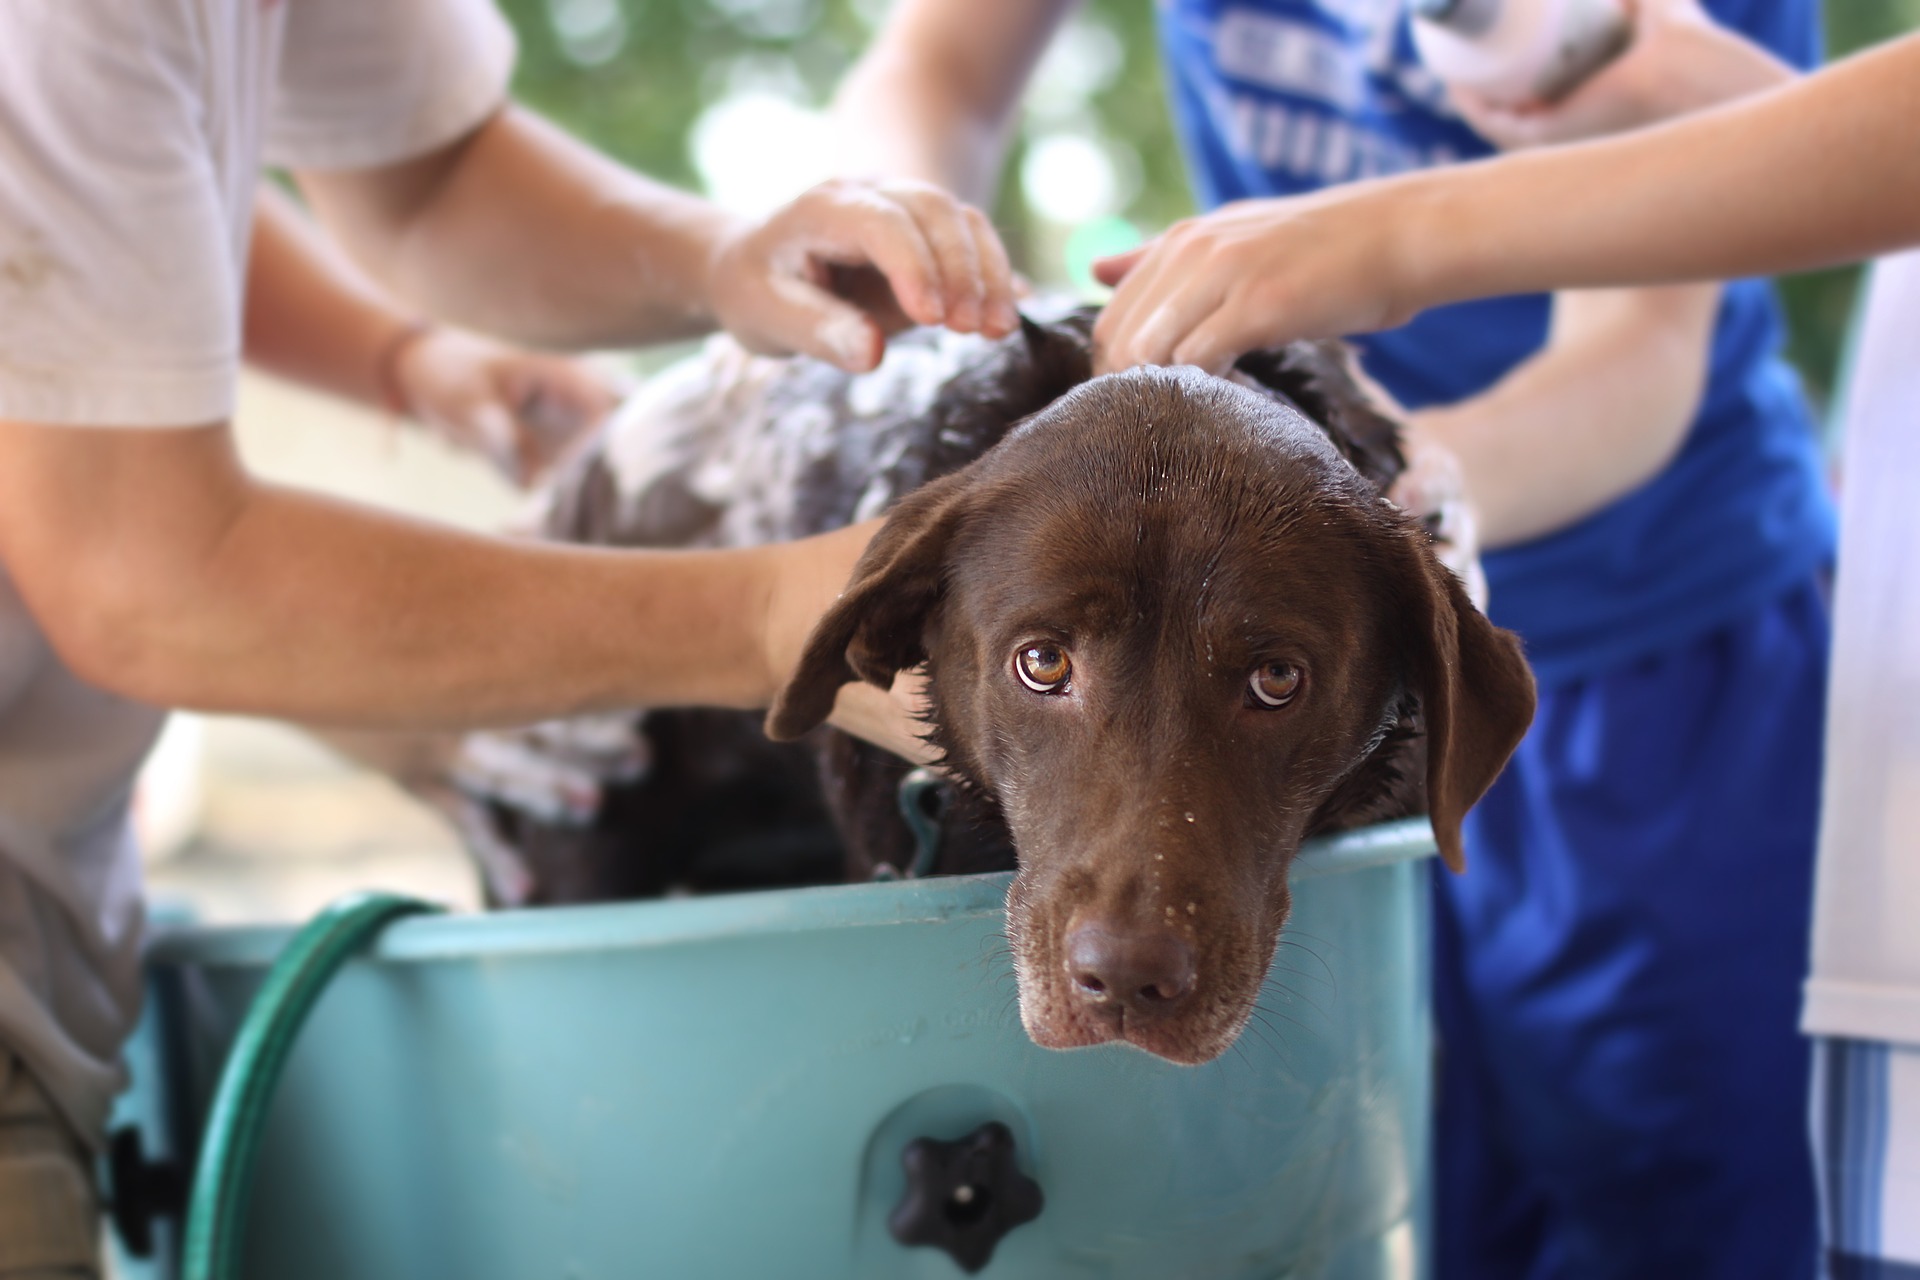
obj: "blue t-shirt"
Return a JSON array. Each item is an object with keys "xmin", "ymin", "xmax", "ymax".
[{"xmin": 1155, "ymin": 0, "xmax": 1838, "ymax": 686}]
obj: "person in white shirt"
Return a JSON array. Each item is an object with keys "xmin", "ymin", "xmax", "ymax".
[
  {"xmin": 0, "ymin": 2, "xmax": 1015, "ymax": 1272},
  {"xmin": 0, "ymin": 183, "xmax": 624, "ymax": 1277}
]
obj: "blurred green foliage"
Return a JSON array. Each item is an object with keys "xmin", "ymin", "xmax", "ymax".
[
  {"xmin": 500, "ymin": 0, "xmax": 1185, "ymax": 276},
  {"xmin": 502, "ymin": 0, "xmax": 1917, "ymax": 407}
]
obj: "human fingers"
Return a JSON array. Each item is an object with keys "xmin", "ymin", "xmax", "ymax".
[
  {"xmin": 1388, "ymin": 428, "xmax": 1486, "ymax": 605},
  {"xmin": 1094, "ymin": 211, "xmax": 1255, "ymax": 366},
  {"xmin": 965, "ymin": 205, "xmax": 1020, "ymax": 337},
  {"xmin": 1089, "ymin": 232, "xmax": 1185, "ymax": 369},
  {"xmin": 1094, "ymin": 228, "xmax": 1229, "ymax": 372},
  {"xmin": 826, "ymin": 679, "xmax": 941, "ymax": 765},
  {"xmin": 882, "ymin": 181, "xmax": 991, "ymax": 334},
  {"xmin": 1101, "ymin": 276, "xmax": 1233, "ymax": 373},
  {"xmin": 878, "ymin": 185, "xmax": 1019, "ymax": 337},
  {"xmin": 499, "ymin": 358, "xmax": 621, "ymax": 482},
  {"xmin": 757, "ymin": 275, "xmax": 889, "ymax": 373},
  {"xmin": 1388, "ymin": 429, "xmax": 1466, "ymax": 520},
  {"xmin": 710, "ymin": 181, "xmax": 945, "ymax": 361},
  {"xmin": 794, "ymin": 181, "xmax": 950, "ymax": 329},
  {"xmin": 819, "ymin": 263, "xmax": 918, "ymax": 336},
  {"xmin": 1168, "ymin": 300, "xmax": 1264, "ymax": 376},
  {"xmin": 1090, "ymin": 243, "xmax": 1150, "ymax": 288},
  {"xmin": 470, "ymin": 399, "xmax": 526, "ymax": 483},
  {"xmin": 1448, "ymin": 87, "xmax": 1563, "ymax": 150},
  {"xmin": 394, "ymin": 328, "xmax": 523, "ymax": 471}
]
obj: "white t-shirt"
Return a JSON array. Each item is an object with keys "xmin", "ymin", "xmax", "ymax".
[
  {"xmin": 0, "ymin": 0, "xmax": 515, "ymax": 1144},
  {"xmin": 1802, "ymin": 249, "xmax": 1920, "ymax": 1049}
]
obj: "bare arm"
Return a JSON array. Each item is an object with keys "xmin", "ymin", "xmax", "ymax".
[
  {"xmin": 245, "ymin": 185, "xmax": 416, "ymax": 406},
  {"xmin": 298, "ymin": 108, "xmax": 1016, "ymax": 368},
  {"xmin": 1093, "ymin": 35, "xmax": 1920, "ymax": 357},
  {"xmin": 1385, "ymin": 0, "xmax": 1747, "ymax": 549},
  {"xmin": 0, "ymin": 421, "xmax": 900, "ymax": 740},
  {"xmin": 833, "ymin": 0, "xmax": 1076, "ymax": 205},
  {"xmin": 1412, "ymin": 36, "xmax": 1920, "ymax": 302},
  {"xmin": 1411, "ymin": 285, "xmax": 1719, "ymax": 548},
  {"xmin": 245, "ymin": 185, "xmax": 619, "ymax": 483},
  {"xmin": 298, "ymin": 109, "xmax": 726, "ymax": 351}
]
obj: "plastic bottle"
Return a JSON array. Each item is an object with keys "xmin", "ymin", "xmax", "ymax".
[{"xmin": 1409, "ymin": 0, "xmax": 1631, "ymax": 108}]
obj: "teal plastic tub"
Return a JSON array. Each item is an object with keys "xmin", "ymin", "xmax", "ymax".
[{"xmin": 115, "ymin": 819, "xmax": 1434, "ymax": 1279}]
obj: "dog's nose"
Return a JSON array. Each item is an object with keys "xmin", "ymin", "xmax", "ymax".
[{"xmin": 1065, "ymin": 923, "xmax": 1196, "ymax": 1015}]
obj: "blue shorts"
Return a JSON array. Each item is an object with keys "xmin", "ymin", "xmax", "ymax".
[{"xmin": 1434, "ymin": 578, "xmax": 1829, "ymax": 1280}]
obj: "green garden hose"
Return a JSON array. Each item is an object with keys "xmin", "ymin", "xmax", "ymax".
[{"xmin": 181, "ymin": 891, "xmax": 442, "ymax": 1280}]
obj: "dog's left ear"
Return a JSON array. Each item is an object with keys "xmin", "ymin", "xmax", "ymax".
[
  {"xmin": 1389, "ymin": 530, "xmax": 1536, "ymax": 873},
  {"xmin": 765, "ymin": 468, "xmax": 977, "ymax": 742}
]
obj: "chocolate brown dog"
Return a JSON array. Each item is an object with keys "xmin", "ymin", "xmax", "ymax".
[
  {"xmin": 432, "ymin": 309, "xmax": 1535, "ymax": 1065},
  {"xmin": 764, "ymin": 352, "xmax": 1533, "ymax": 1064}
]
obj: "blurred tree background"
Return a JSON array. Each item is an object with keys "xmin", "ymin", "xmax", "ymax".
[{"xmin": 501, "ymin": 0, "xmax": 1918, "ymax": 410}]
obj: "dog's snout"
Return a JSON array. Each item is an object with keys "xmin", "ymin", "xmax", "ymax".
[{"xmin": 1064, "ymin": 923, "xmax": 1196, "ymax": 1015}]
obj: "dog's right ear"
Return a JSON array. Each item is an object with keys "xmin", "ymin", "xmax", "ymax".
[
  {"xmin": 1385, "ymin": 526, "xmax": 1537, "ymax": 874},
  {"xmin": 764, "ymin": 469, "xmax": 976, "ymax": 741}
]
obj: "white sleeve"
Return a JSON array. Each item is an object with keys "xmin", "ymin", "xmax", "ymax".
[
  {"xmin": 0, "ymin": 2, "xmax": 241, "ymax": 427},
  {"xmin": 266, "ymin": 0, "xmax": 519, "ymax": 172}
]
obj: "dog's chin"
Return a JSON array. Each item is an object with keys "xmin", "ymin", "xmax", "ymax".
[{"xmin": 1015, "ymin": 982, "xmax": 1250, "ymax": 1066}]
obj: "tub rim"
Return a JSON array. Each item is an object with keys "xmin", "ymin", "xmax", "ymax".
[{"xmin": 146, "ymin": 817, "xmax": 1434, "ymax": 969}]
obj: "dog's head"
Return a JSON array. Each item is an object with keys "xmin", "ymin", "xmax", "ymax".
[{"xmin": 768, "ymin": 365, "xmax": 1533, "ymax": 1064}]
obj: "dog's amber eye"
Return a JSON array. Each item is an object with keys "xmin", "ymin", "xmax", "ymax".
[
  {"xmin": 1248, "ymin": 662, "xmax": 1303, "ymax": 708},
  {"xmin": 1015, "ymin": 644, "xmax": 1072, "ymax": 694}
]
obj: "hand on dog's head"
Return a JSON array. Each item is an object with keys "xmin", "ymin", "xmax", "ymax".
[{"xmin": 769, "ymin": 354, "xmax": 1533, "ymax": 1064}]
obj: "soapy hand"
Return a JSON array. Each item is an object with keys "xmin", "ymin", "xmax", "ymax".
[
  {"xmin": 394, "ymin": 327, "xmax": 625, "ymax": 486},
  {"xmin": 1327, "ymin": 365, "xmax": 1488, "ymax": 609},
  {"xmin": 1450, "ymin": 0, "xmax": 1796, "ymax": 149},
  {"xmin": 1391, "ymin": 423, "xmax": 1488, "ymax": 610},
  {"xmin": 1090, "ymin": 189, "xmax": 1415, "ymax": 375},
  {"xmin": 708, "ymin": 178, "xmax": 1020, "ymax": 374}
]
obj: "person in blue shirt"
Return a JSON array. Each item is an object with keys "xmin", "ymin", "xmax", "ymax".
[{"xmin": 836, "ymin": 0, "xmax": 1833, "ymax": 1274}]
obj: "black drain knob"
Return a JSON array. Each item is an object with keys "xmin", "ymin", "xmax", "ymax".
[{"xmin": 887, "ymin": 1121, "xmax": 1043, "ymax": 1273}]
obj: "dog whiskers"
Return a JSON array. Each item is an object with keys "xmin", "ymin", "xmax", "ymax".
[
  {"xmin": 1264, "ymin": 966, "xmax": 1336, "ymax": 1016},
  {"xmin": 1249, "ymin": 998, "xmax": 1319, "ymax": 1048}
]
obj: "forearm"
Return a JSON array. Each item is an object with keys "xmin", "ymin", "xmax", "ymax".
[
  {"xmin": 0, "ymin": 423, "xmax": 805, "ymax": 729},
  {"xmin": 299, "ymin": 109, "xmax": 735, "ymax": 351},
  {"xmin": 834, "ymin": 56, "xmax": 1009, "ymax": 203},
  {"xmin": 831, "ymin": 0, "xmax": 1074, "ymax": 204},
  {"xmin": 120, "ymin": 489, "xmax": 780, "ymax": 726},
  {"xmin": 1403, "ymin": 36, "xmax": 1920, "ymax": 307},
  {"xmin": 1413, "ymin": 284, "xmax": 1719, "ymax": 548},
  {"xmin": 243, "ymin": 187, "xmax": 415, "ymax": 408}
]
